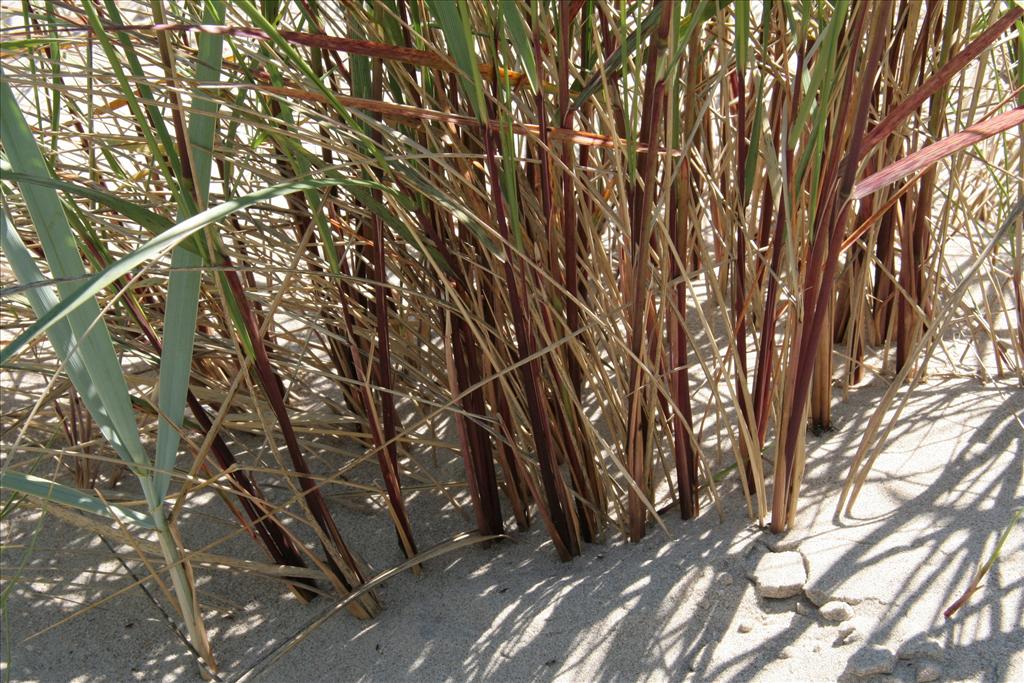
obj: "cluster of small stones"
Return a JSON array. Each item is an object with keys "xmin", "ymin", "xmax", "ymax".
[{"xmin": 747, "ymin": 550, "xmax": 946, "ymax": 682}]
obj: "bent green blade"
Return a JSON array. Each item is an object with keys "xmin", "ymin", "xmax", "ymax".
[
  {"xmin": 1, "ymin": 176, "xmax": 378, "ymax": 367},
  {"xmin": 0, "ymin": 79, "xmax": 149, "ymax": 471},
  {"xmin": 154, "ymin": 0, "xmax": 224, "ymax": 501},
  {"xmin": 1, "ymin": 471, "xmax": 156, "ymax": 529}
]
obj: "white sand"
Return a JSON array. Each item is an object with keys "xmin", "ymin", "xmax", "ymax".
[{"xmin": 2, "ymin": 376, "xmax": 1022, "ymax": 682}]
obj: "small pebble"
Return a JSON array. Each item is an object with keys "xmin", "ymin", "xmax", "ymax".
[
  {"xmin": 845, "ymin": 645, "xmax": 896, "ymax": 677},
  {"xmin": 898, "ymin": 637, "xmax": 944, "ymax": 660},
  {"xmin": 821, "ymin": 600, "xmax": 854, "ymax": 622},
  {"xmin": 737, "ymin": 621, "xmax": 753, "ymax": 633},
  {"xmin": 843, "ymin": 629, "xmax": 864, "ymax": 645},
  {"xmin": 917, "ymin": 664, "xmax": 941, "ymax": 682},
  {"xmin": 838, "ymin": 617, "xmax": 872, "ymax": 645},
  {"xmin": 748, "ymin": 551, "xmax": 807, "ymax": 599},
  {"xmin": 780, "ymin": 646, "xmax": 798, "ymax": 659}
]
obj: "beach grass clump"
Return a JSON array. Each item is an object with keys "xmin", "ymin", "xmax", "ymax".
[{"xmin": 1, "ymin": 0, "xmax": 1021, "ymax": 674}]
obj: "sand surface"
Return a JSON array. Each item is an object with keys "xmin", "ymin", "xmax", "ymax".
[{"xmin": 2, "ymin": 376, "xmax": 1022, "ymax": 682}]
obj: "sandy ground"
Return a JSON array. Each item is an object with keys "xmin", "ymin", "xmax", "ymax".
[{"xmin": 2, "ymin": 375, "xmax": 1022, "ymax": 683}]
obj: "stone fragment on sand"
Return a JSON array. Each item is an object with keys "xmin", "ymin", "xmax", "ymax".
[
  {"xmin": 747, "ymin": 551, "xmax": 807, "ymax": 599},
  {"xmin": 842, "ymin": 629, "xmax": 864, "ymax": 645},
  {"xmin": 804, "ymin": 586, "xmax": 833, "ymax": 606},
  {"xmin": 837, "ymin": 616, "xmax": 873, "ymax": 645},
  {"xmin": 916, "ymin": 664, "xmax": 941, "ymax": 682},
  {"xmin": 845, "ymin": 645, "xmax": 896, "ymax": 677},
  {"xmin": 821, "ymin": 600, "xmax": 854, "ymax": 622},
  {"xmin": 898, "ymin": 636, "xmax": 944, "ymax": 660},
  {"xmin": 737, "ymin": 621, "xmax": 753, "ymax": 633},
  {"xmin": 780, "ymin": 646, "xmax": 798, "ymax": 659}
]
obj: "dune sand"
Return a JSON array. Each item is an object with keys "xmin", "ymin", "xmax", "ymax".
[{"xmin": 2, "ymin": 375, "xmax": 1021, "ymax": 682}]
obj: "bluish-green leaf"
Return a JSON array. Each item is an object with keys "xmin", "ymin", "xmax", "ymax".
[
  {"xmin": 1, "ymin": 471, "xmax": 156, "ymax": 529},
  {"xmin": 0, "ymin": 80, "xmax": 149, "ymax": 471},
  {"xmin": 500, "ymin": 0, "xmax": 539, "ymax": 93},
  {"xmin": 153, "ymin": 0, "xmax": 224, "ymax": 501},
  {"xmin": 427, "ymin": 0, "xmax": 488, "ymax": 123},
  {"xmin": 1, "ymin": 176, "xmax": 379, "ymax": 367}
]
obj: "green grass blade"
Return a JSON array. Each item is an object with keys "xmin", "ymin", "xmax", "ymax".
[
  {"xmin": 1, "ymin": 209, "xmax": 135, "ymax": 466},
  {"xmin": 0, "ymin": 80, "xmax": 148, "ymax": 469},
  {"xmin": 500, "ymin": 0, "xmax": 539, "ymax": 93},
  {"xmin": 0, "ymin": 163, "xmax": 176, "ymax": 236},
  {"xmin": 789, "ymin": 0, "xmax": 848, "ymax": 142},
  {"xmin": 743, "ymin": 78, "xmax": 764, "ymax": 205},
  {"xmin": 736, "ymin": 0, "xmax": 749, "ymax": 69},
  {"xmin": 153, "ymin": 0, "xmax": 224, "ymax": 501},
  {"xmin": 1, "ymin": 176, "xmax": 378, "ymax": 366},
  {"xmin": 427, "ymin": 0, "xmax": 488, "ymax": 122},
  {"xmin": 572, "ymin": 2, "xmax": 665, "ymax": 110},
  {"xmin": 84, "ymin": 0, "xmax": 192, "ymax": 213},
  {"xmin": 0, "ymin": 471, "xmax": 156, "ymax": 529}
]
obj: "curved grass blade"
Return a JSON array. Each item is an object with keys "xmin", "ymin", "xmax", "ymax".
[
  {"xmin": 1, "ymin": 80, "xmax": 147, "ymax": 468},
  {"xmin": 153, "ymin": 0, "xmax": 224, "ymax": 501},
  {"xmin": 427, "ymin": 0, "xmax": 487, "ymax": 122},
  {"xmin": 1, "ymin": 176, "xmax": 377, "ymax": 366},
  {"xmin": 0, "ymin": 79, "xmax": 216, "ymax": 671},
  {"xmin": 851, "ymin": 106, "xmax": 1024, "ymax": 200},
  {"xmin": 0, "ymin": 165, "xmax": 176, "ymax": 237},
  {"xmin": 1, "ymin": 472, "xmax": 156, "ymax": 529}
]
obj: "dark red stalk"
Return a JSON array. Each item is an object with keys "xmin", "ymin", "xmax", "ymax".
[
  {"xmin": 669, "ymin": 160, "xmax": 698, "ymax": 518},
  {"xmin": 833, "ymin": 178, "xmax": 876, "ymax": 385},
  {"xmin": 491, "ymin": 386, "xmax": 531, "ymax": 530},
  {"xmin": 481, "ymin": 124, "xmax": 578, "ymax": 560},
  {"xmin": 444, "ymin": 321, "xmax": 492, "ymax": 537},
  {"xmin": 469, "ymin": 253, "xmax": 532, "ymax": 534},
  {"xmin": 221, "ymin": 266, "xmax": 371, "ymax": 595},
  {"xmin": 552, "ymin": 4, "xmax": 599, "ymax": 541},
  {"xmin": 559, "ymin": 4, "xmax": 583, "ymax": 401},
  {"xmin": 788, "ymin": 2, "xmax": 868, "ymax": 436},
  {"xmin": 164, "ymin": 354, "xmax": 315, "ymax": 589},
  {"xmin": 370, "ymin": 214, "xmax": 420, "ymax": 560},
  {"xmin": 749, "ymin": 86, "xmax": 789, "ymax": 445},
  {"xmin": 532, "ymin": 13, "xmax": 557, "ymax": 281},
  {"xmin": 731, "ymin": 66, "xmax": 755, "ymax": 490},
  {"xmin": 859, "ymin": 6, "xmax": 1023, "ymax": 157},
  {"xmin": 772, "ymin": 1, "xmax": 891, "ymax": 532},
  {"xmin": 116, "ymin": 271, "xmax": 315, "ymax": 597},
  {"xmin": 456, "ymin": 321, "xmax": 504, "ymax": 536},
  {"xmin": 872, "ymin": 200, "xmax": 898, "ymax": 346},
  {"xmin": 420, "ymin": 206, "xmax": 509, "ymax": 536},
  {"xmin": 139, "ymin": 33, "xmax": 318, "ymax": 597},
  {"xmin": 624, "ymin": 1, "xmax": 672, "ymax": 541},
  {"xmin": 536, "ymin": 303, "xmax": 598, "ymax": 542}
]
